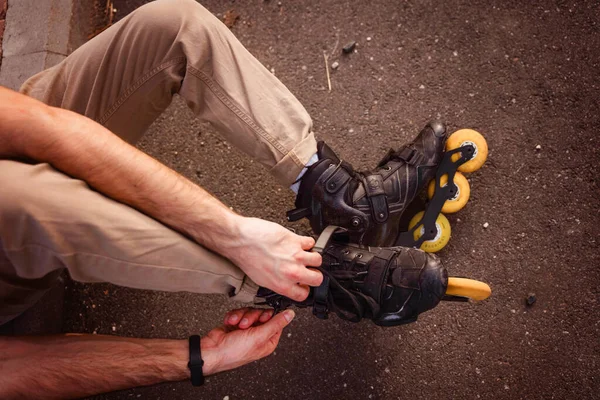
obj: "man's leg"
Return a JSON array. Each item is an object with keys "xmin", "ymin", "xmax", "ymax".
[
  {"xmin": 0, "ymin": 160, "xmax": 257, "ymax": 326},
  {"xmin": 20, "ymin": 0, "xmax": 317, "ymax": 187}
]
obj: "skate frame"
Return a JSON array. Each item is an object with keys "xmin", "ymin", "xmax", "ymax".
[{"xmin": 394, "ymin": 144, "xmax": 475, "ymax": 249}]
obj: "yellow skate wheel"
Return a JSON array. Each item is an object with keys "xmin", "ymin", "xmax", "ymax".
[
  {"xmin": 427, "ymin": 172, "xmax": 470, "ymax": 214},
  {"xmin": 446, "ymin": 129, "xmax": 488, "ymax": 173},
  {"xmin": 446, "ymin": 277, "xmax": 491, "ymax": 301},
  {"xmin": 408, "ymin": 211, "xmax": 451, "ymax": 253}
]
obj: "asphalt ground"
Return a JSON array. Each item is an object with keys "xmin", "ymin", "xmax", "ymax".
[{"xmin": 60, "ymin": 1, "xmax": 599, "ymax": 399}]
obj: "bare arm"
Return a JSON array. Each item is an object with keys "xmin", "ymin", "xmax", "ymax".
[
  {"xmin": 0, "ymin": 308, "xmax": 294, "ymax": 399},
  {"xmin": 0, "ymin": 335, "xmax": 192, "ymax": 399},
  {"xmin": 0, "ymin": 86, "xmax": 322, "ymax": 300},
  {"xmin": 0, "ymin": 86, "xmax": 238, "ymax": 255}
]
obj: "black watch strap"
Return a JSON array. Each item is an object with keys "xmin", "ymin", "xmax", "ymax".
[{"xmin": 188, "ymin": 335, "xmax": 204, "ymax": 386}]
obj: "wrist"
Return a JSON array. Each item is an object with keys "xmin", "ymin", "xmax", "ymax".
[
  {"xmin": 200, "ymin": 337, "xmax": 222, "ymax": 376},
  {"xmin": 201, "ymin": 212, "xmax": 245, "ymax": 258},
  {"xmin": 168, "ymin": 337, "xmax": 222, "ymax": 381}
]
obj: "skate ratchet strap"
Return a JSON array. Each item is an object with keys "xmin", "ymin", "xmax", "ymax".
[
  {"xmin": 395, "ymin": 147, "xmax": 424, "ymax": 166},
  {"xmin": 362, "ymin": 248, "xmax": 396, "ymax": 304},
  {"xmin": 363, "ymin": 174, "xmax": 389, "ymax": 223}
]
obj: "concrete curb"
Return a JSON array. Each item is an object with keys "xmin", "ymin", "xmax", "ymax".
[{"xmin": 0, "ymin": 0, "xmax": 90, "ymax": 90}]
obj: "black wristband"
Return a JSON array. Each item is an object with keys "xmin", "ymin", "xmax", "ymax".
[{"xmin": 188, "ymin": 335, "xmax": 204, "ymax": 386}]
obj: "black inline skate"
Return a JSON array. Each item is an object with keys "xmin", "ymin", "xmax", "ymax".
[
  {"xmin": 257, "ymin": 226, "xmax": 491, "ymax": 326},
  {"xmin": 288, "ymin": 122, "xmax": 488, "ymax": 252}
]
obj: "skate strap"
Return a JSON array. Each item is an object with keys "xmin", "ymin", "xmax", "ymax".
[
  {"xmin": 363, "ymin": 174, "xmax": 389, "ymax": 223},
  {"xmin": 310, "ymin": 225, "xmax": 340, "ymax": 319},
  {"xmin": 362, "ymin": 248, "xmax": 396, "ymax": 304},
  {"xmin": 312, "ymin": 225, "xmax": 339, "ymax": 254},
  {"xmin": 395, "ymin": 147, "xmax": 424, "ymax": 166}
]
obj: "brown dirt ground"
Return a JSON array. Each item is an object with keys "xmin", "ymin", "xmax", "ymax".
[{"xmin": 59, "ymin": 0, "xmax": 599, "ymax": 399}]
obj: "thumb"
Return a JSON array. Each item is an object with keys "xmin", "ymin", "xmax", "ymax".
[{"xmin": 256, "ymin": 309, "xmax": 295, "ymax": 338}]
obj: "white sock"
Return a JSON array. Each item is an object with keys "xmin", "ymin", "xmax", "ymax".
[{"xmin": 290, "ymin": 153, "xmax": 319, "ymax": 194}]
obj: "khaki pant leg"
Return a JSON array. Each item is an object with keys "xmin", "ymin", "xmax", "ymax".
[
  {"xmin": 20, "ymin": 0, "xmax": 317, "ymax": 186},
  {"xmin": 0, "ymin": 160, "xmax": 257, "ymax": 325}
]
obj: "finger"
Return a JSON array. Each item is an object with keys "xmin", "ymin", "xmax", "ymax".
[
  {"xmin": 299, "ymin": 235, "xmax": 316, "ymax": 250},
  {"xmin": 255, "ymin": 309, "xmax": 295, "ymax": 339},
  {"xmin": 239, "ymin": 308, "xmax": 264, "ymax": 329},
  {"xmin": 259, "ymin": 309, "xmax": 274, "ymax": 323},
  {"xmin": 295, "ymin": 251, "xmax": 323, "ymax": 267},
  {"xmin": 288, "ymin": 264, "xmax": 323, "ymax": 288},
  {"xmin": 285, "ymin": 283, "xmax": 310, "ymax": 302},
  {"xmin": 225, "ymin": 308, "xmax": 250, "ymax": 326}
]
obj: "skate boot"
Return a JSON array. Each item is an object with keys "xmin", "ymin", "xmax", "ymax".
[
  {"xmin": 257, "ymin": 226, "xmax": 491, "ymax": 326},
  {"xmin": 287, "ymin": 122, "xmax": 448, "ymax": 247}
]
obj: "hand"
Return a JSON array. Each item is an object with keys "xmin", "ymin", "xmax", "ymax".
[
  {"xmin": 202, "ymin": 307, "xmax": 295, "ymax": 375},
  {"xmin": 224, "ymin": 217, "xmax": 323, "ymax": 301}
]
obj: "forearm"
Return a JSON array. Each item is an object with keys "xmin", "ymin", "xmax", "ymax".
[
  {"xmin": 0, "ymin": 87, "xmax": 241, "ymax": 254},
  {"xmin": 0, "ymin": 334, "xmax": 218, "ymax": 400}
]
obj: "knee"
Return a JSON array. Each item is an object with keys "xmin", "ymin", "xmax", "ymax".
[{"xmin": 128, "ymin": 0, "xmax": 219, "ymax": 40}]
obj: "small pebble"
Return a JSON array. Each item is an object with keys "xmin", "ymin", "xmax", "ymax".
[
  {"xmin": 112, "ymin": 325, "xmax": 116, "ymax": 332},
  {"xmin": 419, "ymin": 84, "xmax": 425, "ymax": 89},
  {"xmin": 331, "ymin": 61, "xmax": 339, "ymax": 70},
  {"xmin": 535, "ymin": 144, "xmax": 542, "ymax": 150},
  {"xmin": 366, "ymin": 36, "xmax": 372, "ymax": 41},
  {"xmin": 526, "ymin": 293, "xmax": 537, "ymax": 306},
  {"xmin": 223, "ymin": 396, "xmax": 230, "ymax": 400},
  {"xmin": 342, "ymin": 41, "xmax": 357, "ymax": 54},
  {"xmin": 483, "ymin": 222, "xmax": 489, "ymax": 228}
]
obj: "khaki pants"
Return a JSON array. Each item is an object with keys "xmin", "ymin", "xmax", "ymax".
[{"xmin": 0, "ymin": 0, "xmax": 317, "ymax": 325}]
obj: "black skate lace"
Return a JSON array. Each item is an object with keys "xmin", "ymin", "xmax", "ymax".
[{"xmin": 319, "ymin": 253, "xmax": 381, "ymax": 322}]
